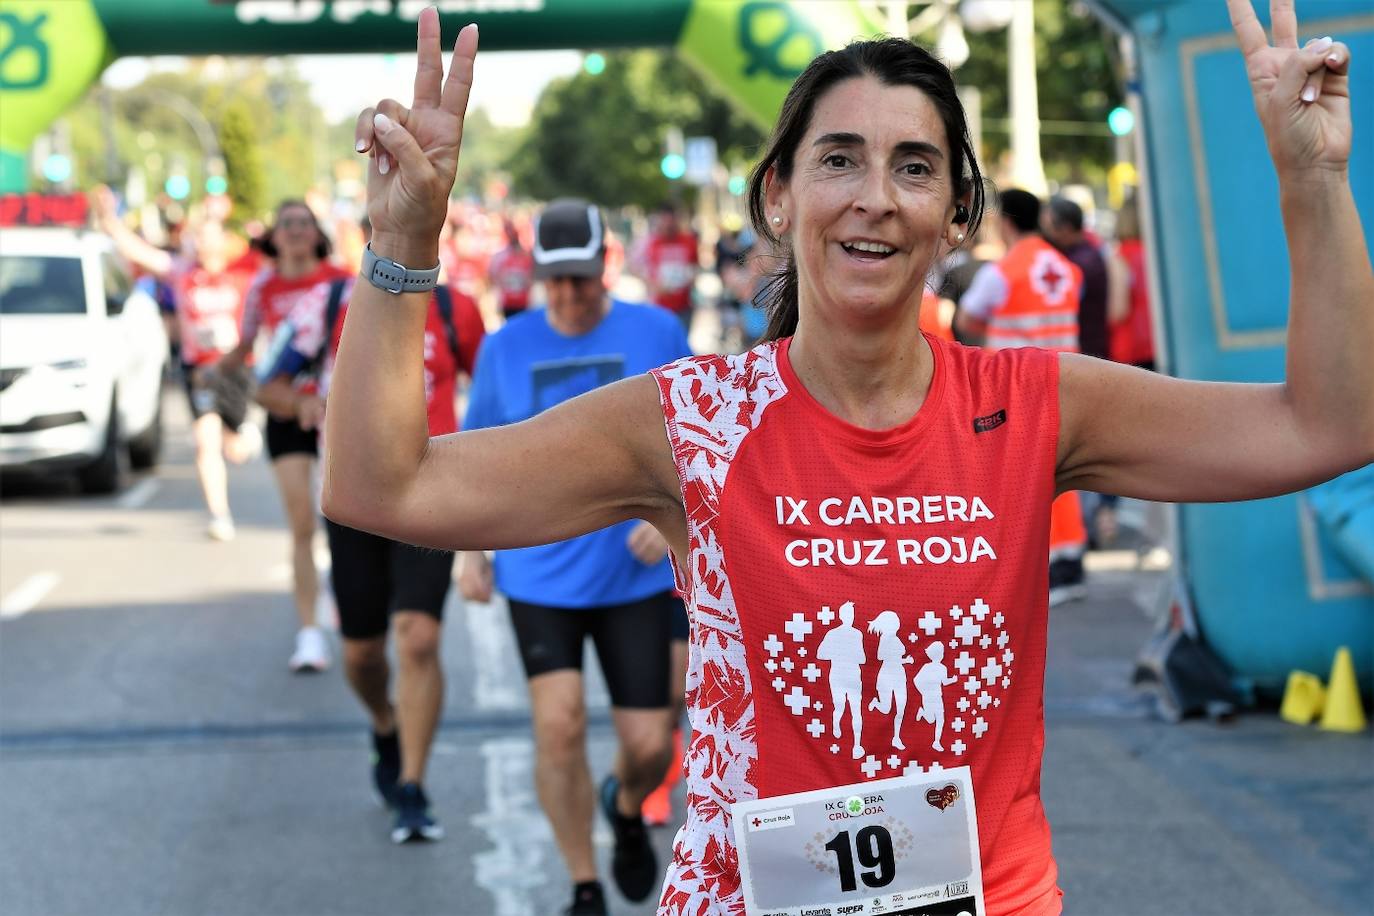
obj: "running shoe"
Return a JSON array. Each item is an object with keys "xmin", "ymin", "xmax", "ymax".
[
  {"xmin": 288, "ymin": 626, "xmax": 332, "ymax": 673},
  {"xmin": 391, "ymin": 783, "xmax": 444, "ymax": 844},
  {"xmin": 599, "ymin": 774, "xmax": 657, "ymax": 902},
  {"xmin": 564, "ymin": 881, "xmax": 608, "ymax": 916},
  {"xmin": 1048, "ymin": 556, "xmax": 1088, "ymax": 607},
  {"xmin": 206, "ymin": 514, "xmax": 236, "ymax": 542},
  {"xmin": 371, "ymin": 730, "xmax": 400, "ymax": 809}
]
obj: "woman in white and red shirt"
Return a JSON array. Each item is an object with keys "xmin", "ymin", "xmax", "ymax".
[{"xmin": 219, "ymin": 200, "xmax": 349, "ymax": 673}]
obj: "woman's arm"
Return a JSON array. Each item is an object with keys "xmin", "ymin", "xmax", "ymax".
[
  {"xmin": 321, "ymin": 12, "xmax": 682, "ymax": 554},
  {"xmin": 1058, "ymin": 0, "xmax": 1373, "ymax": 501},
  {"xmin": 90, "ymin": 186, "xmax": 175, "ymax": 280}
]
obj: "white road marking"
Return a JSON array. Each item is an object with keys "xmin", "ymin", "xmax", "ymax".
[
  {"xmin": 1, "ymin": 572, "xmax": 60, "ymax": 619},
  {"xmin": 471, "ymin": 737, "xmax": 553, "ymax": 915},
  {"xmin": 115, "ymin": 479, "xmax": 160, "ymax": 510}
]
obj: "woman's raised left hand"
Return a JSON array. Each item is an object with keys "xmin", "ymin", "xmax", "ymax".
[{"xmin": 1227, "ymin": 0, "xmax": 1352, "ymax": 180}]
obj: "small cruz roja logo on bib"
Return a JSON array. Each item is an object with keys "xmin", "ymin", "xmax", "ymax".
[{"xmin": 762, "ymin": 596, "xmax": 1015, "ymax": 779}]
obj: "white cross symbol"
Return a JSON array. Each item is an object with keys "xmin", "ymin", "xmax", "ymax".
[
  {"xmin": 772, "ymin": 677, "xmax": 785, "ymax": 692},
  {"xmin": 970, "ymin": 598, "xmax": 990, "ymax": 621},
  {"xmin": 953, "ymin": 651, "xmax": 975, "ymax": 675},
  {"xmin": 918, "ymin": 610, "xmax": 941, "ymax": 635},
  {"xmin": 784, "ymin": 613, "xmax": 813, "ymax": 643},
  {"xmin": 806, "ymin": 718, "xmax": 826, "ymax": 738},
  {"xmin": 781, "ymin": 658, "xmax": 795, "ymax": 673},
  {"xmin": 951, "ymin": 717, "xmax": 966, "ymax": 732},
  {"xmin": 993, "ymin": 612, "xmax": 1005, "ymax": 628},
  {"xmin": 816, "ymin": 606, "xmax": 835, "ymax": 626},
  {"xmin": 997, "ymin": 631, "xmax": 1009, "ymax": 649},
  {"xmin": 949, "ymin": 639, "xmax": 959, "ymax": 650},
  {"xmin": 954, "ymin": 618, "xmax": 981, "ymax": 645},
  {"xmin": 802, "ymin": 663, "xmax": 822, "ymax": 683},
  {"xmin": 972, "ymin": 717, "xmax": 988, "ymax": 738},
  {"xmin": 798, "ymin": 647, "xmax": 808, "ymax": 657},
  {"xmin": 903, "ymin": 761, "xmax": 924, "ymax": 777},
  {"xmin": 981, "ymin": 658, "xmax": 1003, "ymax": 684},
  {"xmin": 964, "ymin": 677, "xmax": 980, "ymax": 694},
  {"xmin": 977, "ymin": 691, "xmax": 992, "ymax": 710},
  {"xmin": 814, "ymin": 701, "xmax": 823, "ymax": 711},
  {"xmin": 1002, "ymin": 677, "xmax": 1011, "ymax": 689},
  {"xmin": 926, "ymin": 760, "xmax": 944, "ymax": 774},
  {"xmin": 830, "ymin": 744, "xmax": 840, "ymax": 754},
  {"xmin": 994, "ymin": 698, "xmax": 1001, "ymax": 707},
  {"xmin": 765, "ymin": 659, "xmax": 778, "ymax": 673},
  {"xmin": 783, "ymin": 687, "xmax": 810, "ymax": 715},
  {"xmin": 951, "ymin": 740, "xmax": 967, "ymax": 755},
  {"xmin": 887, "ymin": 755, "xmax": 902, "ymax": 769},
  {"xmin": 860, "ymin": 755, "xmax": 883, "ymax": 778},
  {"xmin": 1003, "ymin": 649, "xmax": 1015, "ymax": 665},
  {"xmin": 949, "ymin": 604, "xmax": 964, "ymax": 619},
  {"xmin": 957, "ymin": 696, "xmax": 971, "ymax": 712},
  {"xmin": 764, "ymin": 634, "xmax": 784, "ymax": 656},
  {"xmin": 908, "ymin": 632, "xmax": 920, "ymax": 643},
  {"xmin": 979, "ymin": 634, "xmax": 992, "ymax": 649}
]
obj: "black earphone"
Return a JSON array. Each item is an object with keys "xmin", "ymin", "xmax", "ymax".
[{"xmin": 954, "ymin": 204, "xmax": 970, "ymax": 225}]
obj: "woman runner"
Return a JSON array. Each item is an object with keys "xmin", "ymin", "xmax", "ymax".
[{"xmin": 324, "ymin": 3, "xmax": 1371, "ymax": 913}]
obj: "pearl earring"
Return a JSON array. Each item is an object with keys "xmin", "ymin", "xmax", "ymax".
[
  {"xmin": 771, "ymin": 216, "xmax": 782, "ymax": 226},
  {"xmin": 957, "ymin": 232, "xmax": 965, "ymax": 243}
]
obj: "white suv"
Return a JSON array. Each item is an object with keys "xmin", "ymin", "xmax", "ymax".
[{"xmin": 0, "ymin": 227, "xmax": 169, "ymax": 493}]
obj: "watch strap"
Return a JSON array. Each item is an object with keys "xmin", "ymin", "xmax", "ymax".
[{"xmin": 361, "ymin": 243, "xmax": 441, "ymax": 295}]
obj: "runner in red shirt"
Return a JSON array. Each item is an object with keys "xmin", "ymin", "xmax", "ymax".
[
  {"xmin": 331, "ymin": 8, "xmax": 1370, "ymax": 914},
  {"xmin": 218, "ymin": 200, "xmax": 350, "ymax": 673},
  {"xmin": 92, "ymin": 187, "xmax": 256, "ymax": 542},
  {"xmin": 639, "ymin": 204, "xmax": 700, "ymax": 330},
  {"xmin": 487, "ymin": 219, "xmax": 535, "ymax": 320}
]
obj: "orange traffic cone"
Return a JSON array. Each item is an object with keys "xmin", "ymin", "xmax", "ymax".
[
  {"xmin": 1279, "ymin": 670, "xmax": 1325, "ymax": 725},
  {"xmin": 1318, "ymin": 647, "xmax": 1367, "ymax": 733}
]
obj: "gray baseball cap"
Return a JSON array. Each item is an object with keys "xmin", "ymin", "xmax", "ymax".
[{"xmin": 532, "ymin": 198, "xmax": 606, "ymax": 280}]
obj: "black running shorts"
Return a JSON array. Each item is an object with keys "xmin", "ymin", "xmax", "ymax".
[
  {"xmin": 507, "ymin": 591, "xmax": 678, "ymax": 709},
  {"xmin": 182, "ymin": 363, "xmax": 251, "ymax": 429},
  {"xmin": 265, "ymin": 415, "xmax": 318, "ymax": 460},
  {"xmin": 325, "ymin": 519, "xmax": 455, "ymax": 640}
]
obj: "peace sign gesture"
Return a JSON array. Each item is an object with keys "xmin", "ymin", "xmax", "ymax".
[
  {"xmin": 354, "ymin": 9, "xmax": 478, "ymax": 263},
  {"xmin": 1226, "ymin": 0, "xmax": 1351, "ymax": 180}
]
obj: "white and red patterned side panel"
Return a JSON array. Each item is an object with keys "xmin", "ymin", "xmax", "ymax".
[{"xmin": 651, "ymin": 345, "xmax": 789, "ymax": 916}]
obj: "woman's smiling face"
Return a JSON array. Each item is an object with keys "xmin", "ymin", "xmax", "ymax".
[{"xmin": 768, "ymin": 75, "xmax": 963, "ymax": 326}]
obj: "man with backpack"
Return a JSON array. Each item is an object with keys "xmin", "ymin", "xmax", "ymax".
[{"xmin": 255, "ymin": 220, "xmax": 484, "ymax": 844}]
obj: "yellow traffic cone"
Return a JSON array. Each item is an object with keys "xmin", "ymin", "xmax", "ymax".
[
  {"xmin": 1318, "ymin": 647, "xmax": 1367, "ymax": 734},
  {"xmin": 1279, "ymin": 670, "xmax": 1325, "ymax": 725}
]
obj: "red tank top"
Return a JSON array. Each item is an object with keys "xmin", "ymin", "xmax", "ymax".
[{"xmin": 652, "ymin": 335, "xmax": 1063, "ymax": 916}]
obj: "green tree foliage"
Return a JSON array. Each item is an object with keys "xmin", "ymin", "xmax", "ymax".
[
  {"xmin": 66, "ymin": 60, "xmax": 331, "ymax": 222},
  {"xmin": 507, "ymin": 51, "xmax": 765, "ymax": 209},
  {"xmin": 218, "ymin": 99, "xmax": 265, "ymax": 225},
  {"xmin": 938, "ymin": 0, "xmax": 1124, "ymax": 185}
]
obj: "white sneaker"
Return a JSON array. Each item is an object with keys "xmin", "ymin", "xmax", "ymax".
[
  {"xmin": 207, "ymin": 515, "xmax": 236, "ymax": 542},
  {"xmin": 289, "ymin": 626, "xmax": 332, "ymax": 673}
]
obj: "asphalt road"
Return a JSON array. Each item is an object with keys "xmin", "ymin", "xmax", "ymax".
[{"xmin": 2, "ymin": 384, "xmax": 1370, "ymax": 916}]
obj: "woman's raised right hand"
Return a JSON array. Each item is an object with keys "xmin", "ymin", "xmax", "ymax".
[{"xmin": 354, "ymin": 9, "xmax": 477, "ymax": 264}]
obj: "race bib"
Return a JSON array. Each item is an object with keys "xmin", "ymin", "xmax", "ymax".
[
  {"xmin": 732, "ymin": 768, "xmax": 984, "ymax": 916},
  {"xmin": 194, "ymin": 316, "xmax": 239, "ymax": 353}
]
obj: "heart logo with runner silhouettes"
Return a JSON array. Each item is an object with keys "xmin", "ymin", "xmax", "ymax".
[{"xmin": 760, "ymin": 597, "xmax": 1015, "ymax": 779}]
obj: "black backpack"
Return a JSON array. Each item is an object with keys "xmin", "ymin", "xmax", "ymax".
[{"xmin": 310, "ymin": 278, "xmax": 464, "ymax": 378}]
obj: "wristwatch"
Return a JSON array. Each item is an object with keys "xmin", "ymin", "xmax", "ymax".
[{"xmin": 360, "ymin": 243, "xmax": 441, "ymax": 294}]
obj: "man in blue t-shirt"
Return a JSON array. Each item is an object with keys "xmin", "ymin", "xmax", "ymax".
[{"xmin": 458, "ymin": 198, "xmax": 691, "ymax": 916}]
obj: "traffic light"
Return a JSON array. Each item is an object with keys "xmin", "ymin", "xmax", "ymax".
[
  {"xmin": 1107, "ymin": 106, "xmax": 1135, "ymax": 137},
  {"xmin": 661, "ymin": 126, "xmax": 685, "ymax": 181}
]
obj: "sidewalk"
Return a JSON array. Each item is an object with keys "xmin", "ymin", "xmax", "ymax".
[{"xmin": 1041, "ymin": 558, "xmax": 1372, "ymax": 915}]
